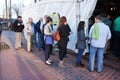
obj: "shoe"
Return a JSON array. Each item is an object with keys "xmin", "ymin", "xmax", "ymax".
[
  {"xmin": 97, "ymin": 71, "xmax": 102, "ymax": 73},
  {"xmin": 64, "ymin": 55, "xmax": 69, "ymax": 58},
  {"xmin": 80, "ymin": 62, "xmax": 84, "ymax": 67},
  {"xmin": 30, "ymin": 49, "xmax": 33, "ymax": 52},
  {"xmin": 18, "ymin": 47, "xmax": 23, "ymax": 49},
  {"xmin": 59, "ymin": 61, "xmax": 66, "ymax": 68},
  {"xmin": 16, "ymin": 48, "xmax": 18, "ymax": 50},
  {"xmin": 45, "ymin": 61, "xmax": 51, "ymax": 65},
  {"xmin": 27, "ymin": 51, "xmax": 31, "ymax": 53},
  {"xmin": 39, "ymin": 49, "xmax": 42, "ymax": 51},
  {"xmin": 88, "ymin": 68, "xmax": 93, "ymax": 72},
  {"xmin": 76, "ymin": 63, "xmax": 84, "ymax": 67},
  {"xmin": 48, "ymin": 59, "xmax": 52, "ymax": 63}
]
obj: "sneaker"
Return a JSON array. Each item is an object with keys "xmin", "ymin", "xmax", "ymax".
[
  {"xmin": 45, "ymin": 61, "xmax": 51, "ymax": 65},
  {"xmin": 48, "ymin": 59, "xmax": 52, "ymax": 63},
  {"xmin": 59, "ymin": 61, "xmax": 66, "ymax": 68}
]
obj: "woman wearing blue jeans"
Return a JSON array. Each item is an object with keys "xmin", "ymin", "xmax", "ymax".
[{"xmin": 76, "ymin": 21, "xmax": 87, "ymax": 67}]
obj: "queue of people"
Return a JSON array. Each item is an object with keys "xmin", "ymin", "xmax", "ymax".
[{"xmin": 12, "ymin": 13, "xmax": 120, "ymax": 73}]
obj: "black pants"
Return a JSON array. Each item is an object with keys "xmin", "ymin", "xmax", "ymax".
[
  {"xmin": 44, "ymin": 44, "xmax": 52, "ymax": 61},
  {"xmin": 113, "ymin": 31, "xmax": 120, "ymax": 58},
  {"xmin": 58, "ymin": 39, "xmax": 68, "ymax": 60}
]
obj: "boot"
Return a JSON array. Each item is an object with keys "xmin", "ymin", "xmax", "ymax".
[
  {"xmin": 80, "ymin": 61, "xmax": 84, "ymax": 67},
  {"xmin": 59, "ymin": 60, "xmax": 66, "ymax": 68},
  {"xmin": 76, "ymin": 61, "xmax": 84, "ymax": 67}
]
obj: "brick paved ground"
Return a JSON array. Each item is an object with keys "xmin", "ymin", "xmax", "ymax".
[{"xmin": 0, "ymin": 30, "xmax": 120, "ymax": 80}]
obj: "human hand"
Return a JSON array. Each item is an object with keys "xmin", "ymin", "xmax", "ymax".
[{"xmin": 18, "ymin": 23, "xmax": 20, "ymax": 26}]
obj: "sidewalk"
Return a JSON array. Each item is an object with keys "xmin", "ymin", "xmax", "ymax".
[{"xmin": 0, "ymin": 30, "xmax": 120, "ymax": 80}]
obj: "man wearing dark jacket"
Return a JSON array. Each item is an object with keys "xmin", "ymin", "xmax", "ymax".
[
  {"xmin": 36, "ymin": 17, "xmax": 45, "ymax": 50},
  {"xmin": 13, "ymin": 16, "xmax": 24, "ymax": 50},
  {"xmin": 0, "ymin": 22, "xmax": 2, "ymax": 40}
]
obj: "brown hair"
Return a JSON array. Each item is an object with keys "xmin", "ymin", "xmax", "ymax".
[
  {"xmin": 57, "ymin": 16, "xmax": 67, "ymax": 31},
  {"xmin": 95, "ymin": 15, "xmax": 102, "ymax": 20},
  {"xmin": 77, "ymin": 21, "xmax": 85, "ymax": 32}
]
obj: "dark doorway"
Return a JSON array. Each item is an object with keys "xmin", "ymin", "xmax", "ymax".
[{"xmin": 93, "ymin": 0, "xmax": 120, "ymax": 19}]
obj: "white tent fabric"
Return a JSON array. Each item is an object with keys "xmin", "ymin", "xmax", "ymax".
[
  {"xmin": 21, "ymin": 0, "xmax": 97, "ymax": 52},
  {"xmin": 80, "ymin": 0, "xmax": 97, "ymax": 36}
]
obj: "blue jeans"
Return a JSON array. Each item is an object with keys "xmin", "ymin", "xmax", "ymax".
[
  {"xmin": 38, "ymin": 33, "xmax": 45, "ymax": 50},
  {"xmin": 38, "ymin": 33, "xmax": 42, "ymax": 49},
  {"xmin": 89, "ymin": 45, "xmax": 104, "ymax": 72},
  {"xmin": 76, "ymin": 49, "xmax": 84, "ymax": 64},
  {"xmin": 31, "ymin": 33, "xmax": 37, "ymax": 45}
]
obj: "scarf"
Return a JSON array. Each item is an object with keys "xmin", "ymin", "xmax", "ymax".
[{"xmin": 92, "ymin": 23, "xmax": 99, "ymax": 40}]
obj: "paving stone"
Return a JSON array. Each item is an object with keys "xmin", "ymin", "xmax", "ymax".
[{"xmin": 0, "ymin": 30, "xmax": 120, "ymax": 80}]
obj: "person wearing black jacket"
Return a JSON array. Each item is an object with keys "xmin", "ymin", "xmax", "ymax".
[
  {"xmin": 57, "ymin": 16, "xmax": 71, "ymax": 68},
  {"xmin": 0, "ymin": 22, "xmax": 2, "ymax": 40},
  {"xmin": 13, "ymin": 16, "xmax": 24, "ymax": 50},
  {"xmin": 36, "ymin": 17, "xmax": 45, "ymax": 50}
]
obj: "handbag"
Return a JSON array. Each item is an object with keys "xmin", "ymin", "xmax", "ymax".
[
  {"xmin": 54, "ymin": 31, "xmax": 60, "ymax": 41},
  {"xmin": 45, "ymin": 35, "xmax": 54, "ymax": 45}
]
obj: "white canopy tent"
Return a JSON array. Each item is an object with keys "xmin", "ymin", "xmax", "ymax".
[{"xmin": 21, "ymin": 0, "xmax": 97, "ymax": 53}]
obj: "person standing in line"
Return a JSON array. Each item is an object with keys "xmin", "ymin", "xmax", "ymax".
[
  {"xmin": 88, "ymin": 15, "xmax": 111, "ymax": 73},
  {"xmin": 112, "ymin": 16, "xmax": 120, "ymax": 60},
  {"xmin": 33, "ymin": 20, "xmax": 37, "ymax": 46},
  {"xmin": 36, "ymin": 17, "xmax": 44, "ymax": 51},
  {"xmin": 39, "ymin": 15, "xmax": 48, "ymax": 52},
  {"xmin": 100, "ymin": 13, "xmax": 112, "ymax": 54},
  {"xmin": 44, "ymin": 17, "xmax": 54, "ymax": 65},
  {"xmin": 100, "ymin": 13, "xmax": 112, "ymax": 28},
  {"xmin": 13, "ymin": 16, "xmax": 24, "ymax": 50},
  {"xmin": 76, "ymin": 21, "xmax": 87, "ymax": 67},
  {"xmin": 25, "ymin": 17, "xmax": 34, "ymax": 53},
  {"xmin": 57, "ymin": 16, "xmax": 71, "ymax": 68},
  {"xmin": 42, "ymin": 15, "xmax": 48, "ymax": 35},
  {"xmin": 0, "ymin": 22, "xmax": 2, "ymax": 40}
]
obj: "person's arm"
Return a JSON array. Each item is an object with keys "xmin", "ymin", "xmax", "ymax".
[
  {"xmin": 36, "ymin": 22, "xmax": 41, "ymax": 33},
  {"xmin": 13, "ymin": 20, "xmax": 18, "ymax": 28},
  {"xmin": 88, "ymin": 24, "xmax": 94, "ymax": 43},
  {"xmin": 25, "ymin": 23, "xmax": 30, "ymax": 33},
  {"xmin": 80, "ymin": 30, "xmax": 86, "ymax": 40},
  {"xmin": 67, "ymin": 24, "xmax": 72, "ymax": 35},
  {"xmin": 89, "ymin": 24, "xmax": 94, "ymax": 39},
  {"xmin": 21, "ymin": 21, "xmax": 24, "ymax": 30},
  {"xmin": 106, "ymin": 27, "xmax": 112, "ymax": 41}
]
